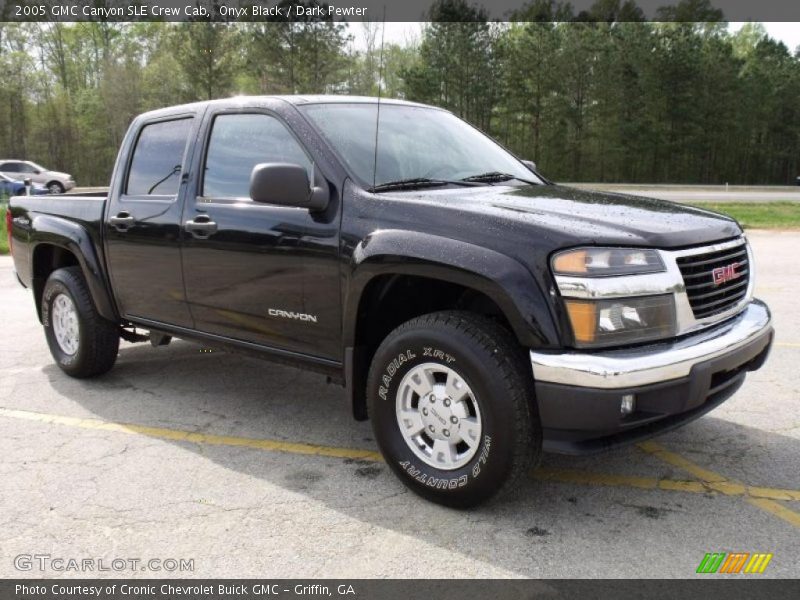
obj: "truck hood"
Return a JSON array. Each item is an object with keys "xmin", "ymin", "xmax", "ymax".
[{"xmin": 381, "ymin": 183, "xmax": 741, "ymax": 249}]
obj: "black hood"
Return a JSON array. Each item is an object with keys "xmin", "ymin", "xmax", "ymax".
[{"xmin": 380, "ymin": 183, "xmax": 741, "ymax": 250}]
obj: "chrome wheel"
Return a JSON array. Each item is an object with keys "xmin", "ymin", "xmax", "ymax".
[
  {"xmin": 52, "ymin": 293, "xmax": 80, "ymax": 355},
  {"xmin": 396, "ymin": 362, "xmax": 482, "ymax": 470}
]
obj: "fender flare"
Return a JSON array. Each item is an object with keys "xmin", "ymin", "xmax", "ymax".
[
  {"xmin": 30, "ymin": 215, "xmax": 118, "ymax": 323},
  {"xmin": 344, "ymin": 229, "xmax": 559, "ymax": 350}
]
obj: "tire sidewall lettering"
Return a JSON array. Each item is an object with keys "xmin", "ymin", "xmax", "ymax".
[
  {"xmin": 375, "ymin": 341, "xmax": 498, "ymax": 492},
  {"xmin": 472, "ymin": 435, "xmax": 492, "ymax": 478},
  {"xmin": 398, "ymin": 460, "xmax": 469, "ymax": 489},
  {"xmin": 378, "ymin": 347, "xmax": 455, "ymax": 401},
  {"xmin": 378, "ymin": 349, "xmax": 417, "ymax": 401},
  {"xmin": 398, "ymin": 432, "xmax": 492, "ymax": 487},
  {"xmin": 422, "ymin": 346, "xmax": 456, "ymax": 364}
]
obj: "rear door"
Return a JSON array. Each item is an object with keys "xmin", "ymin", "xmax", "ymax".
[
  {"xmin": 179, "ymin": 106, "xmax": 341, "ymax": 359},
  {"xmin": 104, "ymin": 114, "xmax": 200, "ymax": 328}
]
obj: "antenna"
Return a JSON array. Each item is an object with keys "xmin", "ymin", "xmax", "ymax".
[{"xmin": 371, "ymin": 7, "xmax": 387, "ymax": 188}]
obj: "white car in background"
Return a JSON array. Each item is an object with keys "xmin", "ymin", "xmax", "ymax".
[{"xmin": 0, "ymin": 160, "xmax": 75, "ymax": 193}]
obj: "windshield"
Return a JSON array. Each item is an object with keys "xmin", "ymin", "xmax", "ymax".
[{"xmin": 300, "ymin": 103, "xmax": 541, "ymax": 189}]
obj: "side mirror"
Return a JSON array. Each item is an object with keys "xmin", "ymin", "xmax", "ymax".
[
  {"xmin": 521, "ymin": 159, "xmax": 537, "ymax": 173},
  {"xmin": 249, "ymin": 163, "xmax": 328, "ymax": 211},
  {"xmin": 33, "ymin": 170, "xmax": 41, "ymax": 175}
]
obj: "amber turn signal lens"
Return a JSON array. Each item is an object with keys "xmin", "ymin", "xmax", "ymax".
[
  {"xmin": 564, "ymin": 300, "xmax": 597, "ymax": 344},
  {"xmin": 553, "ymin": 250, "xmax": 588, "ymax": 274}
]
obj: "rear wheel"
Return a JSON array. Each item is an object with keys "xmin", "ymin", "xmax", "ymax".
[
  {"xmin": 367, "ymin": 311, "xmax": 541, "ymax": 508},
  {"xmin": 42, "ymin": 267, "xmax": 119, "ymax": 378}
]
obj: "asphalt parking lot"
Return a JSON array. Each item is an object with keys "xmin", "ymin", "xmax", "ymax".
[{"xmin": 1, "ymin": 230, "xmax": 799, "ymax": 579}]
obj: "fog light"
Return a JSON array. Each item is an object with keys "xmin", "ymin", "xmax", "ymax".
[{"xmin": 621, "ymin": 394, "xmax": 635, "ymax": 416}]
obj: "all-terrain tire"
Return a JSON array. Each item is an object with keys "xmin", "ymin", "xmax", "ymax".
[
  {"xmin": 367, "ymin": 311, "xmax": 541, "ymax": 508},
  {"xmin": 42, "ymin": 266, "xmax": 120, "ymax": 378}
]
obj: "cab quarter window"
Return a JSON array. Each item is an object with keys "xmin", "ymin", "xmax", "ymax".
[
  {"xmin": 126, "ymin": 118, "xmax": 193, "ymax": 196},
  {"xmin": 203, "ymin": 113, "xmax": 312, "ymax": 199}
]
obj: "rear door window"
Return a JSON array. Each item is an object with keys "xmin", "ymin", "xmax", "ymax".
[{"xmin": 126, "ymin": 118, "xmax": 193, "ymax": 196}]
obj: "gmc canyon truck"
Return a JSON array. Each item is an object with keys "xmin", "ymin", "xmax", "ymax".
[{"xmin": 7, "ymin": 96, "xmax": 773, "ymax": 507}]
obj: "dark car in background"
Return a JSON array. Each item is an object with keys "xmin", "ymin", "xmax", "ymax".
[{"xmin": 0, "ymin": 173, "xmax": 48, "ymax": 197}]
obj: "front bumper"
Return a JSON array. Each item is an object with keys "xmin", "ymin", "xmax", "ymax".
[{"xmin": 530, "ymin": 299, "xmax": 773, "ymax": 454}]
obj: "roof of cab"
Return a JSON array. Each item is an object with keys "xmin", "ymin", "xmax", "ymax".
[
  {"xmin": 135, "ymin": 95, "xmax": 436, "ymax": 121},
  {"xmin": 276, "ymin": 95, "xmax": 429, "ymax": 107}
]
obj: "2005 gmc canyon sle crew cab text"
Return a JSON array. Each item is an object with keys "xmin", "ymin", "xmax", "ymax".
[{"xmin": 7, "ymin": 96, "xmax": 773, "ymax": 507}]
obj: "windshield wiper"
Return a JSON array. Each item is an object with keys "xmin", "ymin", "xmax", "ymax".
[
  {"xmin": 369, "ymin": 177, "xmax": 485, "ymax": 193},
  {"xmin": 460, "ymin": 171, "xmax": 538, "ymax": 186}
]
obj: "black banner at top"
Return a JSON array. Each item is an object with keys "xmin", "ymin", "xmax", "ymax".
[{"xmin": 3, "ymin": 0, "xmax": 800, "ymax": 23}]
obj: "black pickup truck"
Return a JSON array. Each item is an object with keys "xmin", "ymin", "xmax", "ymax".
[{"xmin": 7, "ymin": 96, "xmax": 773, "ymax": 507}]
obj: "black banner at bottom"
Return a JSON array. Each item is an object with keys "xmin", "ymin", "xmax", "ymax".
[{"xmin": 2, "ymin": 580, "xmax": 800, "ymax": 600}]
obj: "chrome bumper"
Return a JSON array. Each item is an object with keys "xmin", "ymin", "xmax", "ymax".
[{"xmin": 530, "ymin": 299, "xmax": 772, "ymax": 389}]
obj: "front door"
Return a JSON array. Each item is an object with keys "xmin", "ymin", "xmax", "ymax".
[{"xmin": 180, "ymin": 110, "xmax": 341, "ymax": 360}]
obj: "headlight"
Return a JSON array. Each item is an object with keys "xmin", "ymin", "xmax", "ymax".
[
  {"xmin": 552, "ymin": 247, "xmax": 674, "ymax": 348},
  {"xmin": 552, "ymin": 247, "xmax": 665, "ymax": 277},
  {"xmin": 563, "ymin": 294, "xmax": 677, "ymax": 348}
]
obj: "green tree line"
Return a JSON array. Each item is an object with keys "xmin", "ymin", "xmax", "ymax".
[{"xmin": 1, "ymin": 0, "xmax": 798, "ymax": 186}]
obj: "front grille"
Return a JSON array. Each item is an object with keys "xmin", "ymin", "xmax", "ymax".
[{"xmin": 677, "ymin": 241, "xmax": 749, "ymax": 320}]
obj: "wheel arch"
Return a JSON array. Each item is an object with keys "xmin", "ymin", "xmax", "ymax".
[
  {"xmin": 30, "ymin": 217, "xmax": 118, "ymax": 323},
  {"xmin": 343, "ymin": 229, "xmax": 557, "ymax": 420}
]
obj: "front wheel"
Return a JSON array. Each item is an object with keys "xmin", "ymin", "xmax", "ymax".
[
  {"xmin": 47, "ymin": 181, "xmax": 65, "ymax": 194},
  {"xmin": 367, "ymin": 311, "xmax": 541, "ymax": 508},
  {"xmin": 42, "ymin": 267, "xmax": 120, "ymax": 378}
]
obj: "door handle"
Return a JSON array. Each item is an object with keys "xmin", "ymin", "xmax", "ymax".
[
  {"xmin": 109, "ymin": 212, "xmax": 135, "ymax": 231},
  {"xmin": 185, "ymin": 215, "xmax": 218, "ymax": 238}
]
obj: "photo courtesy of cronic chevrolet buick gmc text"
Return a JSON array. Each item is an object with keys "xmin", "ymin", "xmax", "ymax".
[{"xmin": 7, "ymin": 96, "xmax": 773, "ymax": 507}]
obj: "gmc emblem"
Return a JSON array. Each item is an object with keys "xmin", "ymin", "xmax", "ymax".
[{"xmin": 712, "ymin": 262, "xmax": 742, "ymax": 286}]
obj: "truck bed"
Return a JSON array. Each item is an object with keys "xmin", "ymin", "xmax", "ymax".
[
  {"xmin": 10, "ymin": 193, "xmax": 107, "ymax": 234},
  {"xmin": 9, "ymin": 194, "xmax": 108, "ymax": 290},
  {"xmin": 61, "ymin": 190, "xmax": 108, "ymax": 197}
]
